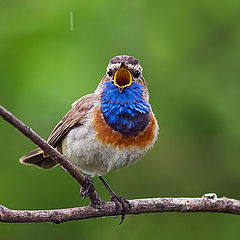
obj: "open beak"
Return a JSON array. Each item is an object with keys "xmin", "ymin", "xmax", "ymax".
[{"xmin": 113, "ymin": 64, "xmax": 132, "ymax": 92}]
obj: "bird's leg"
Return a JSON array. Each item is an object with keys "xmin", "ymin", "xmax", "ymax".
[
  {"xmin": 98, "ymin": 176, "xmax": 131, "ymax": 224},
  {"xmin": 80, "ymin": 175, "xmax": 96, "ymax": 201}
]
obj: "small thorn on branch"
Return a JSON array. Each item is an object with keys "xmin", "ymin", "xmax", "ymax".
[{"xmin": 202, "ymin": 193, "xmax": 218, "ymax": 200}]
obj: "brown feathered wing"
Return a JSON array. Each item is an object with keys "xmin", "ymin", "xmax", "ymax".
[{"xmin": 19, "ymin": 94, "xmax": 99, "ymax": 169}]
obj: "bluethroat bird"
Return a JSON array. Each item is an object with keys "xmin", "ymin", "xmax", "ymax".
[{"xmin": 20, "ymin": 55, "xmax": 159, "ymax": 223}]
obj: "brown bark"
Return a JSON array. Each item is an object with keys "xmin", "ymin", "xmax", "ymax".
[
  {"xmin": 0, "ymin": 105, "xmax": 102, "ymax": 206},
  {"xmin": 1, "ymin": 196, "xmax": 240, "ymax": 223},
  {"xmin": 1, "ymin": 104, "xmax": 240, "ymax": 224}
]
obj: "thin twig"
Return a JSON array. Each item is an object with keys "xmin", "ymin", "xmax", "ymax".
[
  {"xmin": 1, "ymin": 196, "xmax": 240, "ymax": 223},
  {"xmin": 0, "ymin": 105, "xmax": 102, "ymax": 206}
]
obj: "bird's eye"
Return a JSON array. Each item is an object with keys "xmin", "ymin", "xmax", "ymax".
[
  {"xmin": 133, "ymin": 70, "xmax": 140, "ymax": 78},
  {"xmin": 107, "ymin": 69, "xmax": 113, "ymax": 77}
]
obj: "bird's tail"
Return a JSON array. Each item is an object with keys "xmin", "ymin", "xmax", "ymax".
[{"xmin": 19, "ymin": 148, "xmax": 58, "ymax": 169}]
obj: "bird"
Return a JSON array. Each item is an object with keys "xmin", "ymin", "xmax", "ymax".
[{"xmin": 20, "ymin": 55, "xmax": 159, "ymax": 223}]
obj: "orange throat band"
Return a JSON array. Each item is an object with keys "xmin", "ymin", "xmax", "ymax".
[{"xmin": 92, "ymin": 108, "xmax": 156, "ymax": 150}]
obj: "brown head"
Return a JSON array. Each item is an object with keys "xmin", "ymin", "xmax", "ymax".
[{"xmin": 95, "ymin": 55, "xmax": 149, "ymax": 101}]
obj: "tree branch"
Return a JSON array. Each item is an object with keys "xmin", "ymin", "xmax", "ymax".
[
  {"xmin": 0, "ymin": 105, "xmax": 102, "ymax": 206},
  {"xmin": 1, "ymin": 104, "xmax": 240, "ymax": 224},
  {"xmin": 1, "ymin": 196, "xmax": 240, "ymax": 223}
]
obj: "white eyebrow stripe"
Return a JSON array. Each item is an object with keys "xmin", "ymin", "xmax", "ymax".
[{"xmin": 107, "ymin": 63, "xmax": 142, "ymax": 73}]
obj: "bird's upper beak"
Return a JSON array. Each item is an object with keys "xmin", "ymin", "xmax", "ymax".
[{"xmin": 113, "ymin": 63, "xmax": 132, "ymax": 92}]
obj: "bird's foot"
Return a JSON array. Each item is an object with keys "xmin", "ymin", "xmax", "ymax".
[
  {"xmin": 80, "ymin": 175, "xmax": 95, "ymax": 201},
  {"xmin": 111, "ymin": 194, "xmax": 131, "ymax": 224}
]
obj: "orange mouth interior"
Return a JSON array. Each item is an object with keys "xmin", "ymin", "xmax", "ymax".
[{"xmin": 114, "ymin": 66, "xmax": 132, "ymax": 88}]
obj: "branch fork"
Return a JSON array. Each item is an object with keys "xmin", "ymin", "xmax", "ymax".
[{"xmin": 0, "ymin": 104, "xmax": 240, "ymax": 224}]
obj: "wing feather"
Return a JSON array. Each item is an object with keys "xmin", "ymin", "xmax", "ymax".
[{"xmin": 47, "ymin": 93, "xmax": 99, "ymax": 147}]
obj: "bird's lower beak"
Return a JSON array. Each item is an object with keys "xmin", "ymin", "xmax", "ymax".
[{"xmin": 114, "ymin": 65, "xmax": 132, "ymax": 91}]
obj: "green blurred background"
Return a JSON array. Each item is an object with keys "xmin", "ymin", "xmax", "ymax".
[{"xmin": 1, "ymin": 0, "xmax": 240, "ymax": 239}]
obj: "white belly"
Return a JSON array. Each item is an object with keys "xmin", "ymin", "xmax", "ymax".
[{"xmin": 61, "ymin": 117, "xmax": 150, "ymax": 177}]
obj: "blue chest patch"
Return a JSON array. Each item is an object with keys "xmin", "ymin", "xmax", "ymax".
[{"xmin": 100, "ymin": 81, "xmax": 150, "ymax": 136}]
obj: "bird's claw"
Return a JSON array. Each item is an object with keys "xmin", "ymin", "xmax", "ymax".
[
  {"xmin": 111, "ymin": 194, "xmax": 131, "ymax": 224},
  {"xmin": 80, "ymin": 175, "xmax": 95, "ymax": 201}
]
